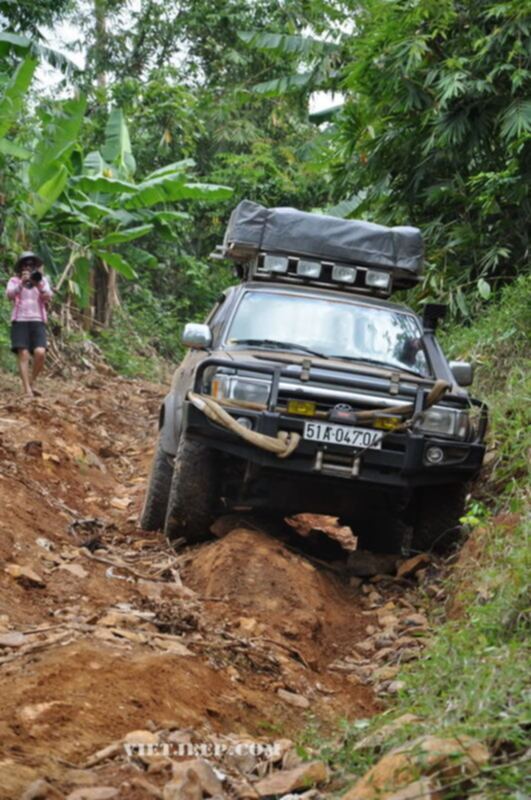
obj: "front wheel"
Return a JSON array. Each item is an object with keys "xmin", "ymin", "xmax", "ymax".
[
  {"xmin": 139, "ymin": 440, "xmax": 174, "ymax": 531},
  {"xmin": 164, "ymin": 435, "xmax": 220, "ymax": 545},
  {"xmin": 410, "ymin": 483, "xmax": 468, "ymax": 554}
]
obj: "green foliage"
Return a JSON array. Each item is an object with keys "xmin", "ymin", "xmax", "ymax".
[
  {"xmin": 28, "ymin": 96, "xmax": 87, "ymax": 190},
  {"xmin": 0, "ymin": 53, "xmax": 38, "ymax": 138},
  {"xmin": 95, "ymin": 309, "xmax": 169, "ymax": 381},
  {"xmin": 442, "ymin": 274, "xmax": 531, "ymax": 501},
  {"xmin": 327, "ymin": 0, "xmax": 530, "ymax": 314}
]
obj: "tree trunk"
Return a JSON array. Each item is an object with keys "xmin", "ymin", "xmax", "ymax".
[
  {"xmin": 93, "ymin": 259, "xmax": 120, "ymax": 327},
  {"xmin": 92, "ymin": 0, "xmax": 118, "ymax": 329}
]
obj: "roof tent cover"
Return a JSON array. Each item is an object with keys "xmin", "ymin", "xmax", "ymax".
[{"xmin": 223, "ymin": 200, "xmax": 423, "ymax": 275}]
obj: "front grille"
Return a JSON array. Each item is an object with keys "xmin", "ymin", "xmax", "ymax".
[{"xmin": 277, "ymin": 386, "xmax": 408, "ymax": 415}]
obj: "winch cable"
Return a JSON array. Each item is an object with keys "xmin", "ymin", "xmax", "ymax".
[
  {"xmin": 353, "ymin": 378, "xmax": 450, "ymax": 422},
  {"xmin": 188, "ymin": 378, "xmax": 450, "ymax": 459},
  {"xmin": 188, "ymin": 392, "xmax": 300, "ymax": 459}
]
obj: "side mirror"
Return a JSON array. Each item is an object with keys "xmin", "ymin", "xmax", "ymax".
[
  {"xmin": 450, "ymin": 360, "xmax": 474, "ymax": 387},
  {"xmin": 182, "ymin": 323, "xmax": 212, "ymax": 350}
]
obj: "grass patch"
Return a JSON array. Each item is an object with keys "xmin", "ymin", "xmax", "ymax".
[
  {"xmin": 442, "ymin": 274, "xmax": 531, "ymax": 505},
  {"xmin": 95, "ymin": 309, "xmax": 171, "ymax": 381}
]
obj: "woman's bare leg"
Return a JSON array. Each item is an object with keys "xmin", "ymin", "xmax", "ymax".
[
  {"xmin": 17, "ymin": 349, "xmax": 33, "ymax": 396},
  {"xmin": 31, "ymin": 347, "xmax": 46, "ymax": 391}
]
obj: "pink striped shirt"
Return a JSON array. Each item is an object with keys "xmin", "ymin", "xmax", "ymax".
[{"xmin": 6, "ymin": 276, "xmax": 53, "ymax": 322}]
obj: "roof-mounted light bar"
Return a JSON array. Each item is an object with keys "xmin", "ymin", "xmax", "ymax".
[{"xmin": 254, "ymin": 252, "xmax": 394, "ymax": 295}]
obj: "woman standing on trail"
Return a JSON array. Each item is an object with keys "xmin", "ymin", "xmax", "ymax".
[{"xmin": 5, "ymin": 251, "xmax": 53, "ymax": 398}]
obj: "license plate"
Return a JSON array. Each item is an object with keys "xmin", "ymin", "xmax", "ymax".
[{"xmin": 303, "ymin": 421, "xmax": 383, "ymax": 449}]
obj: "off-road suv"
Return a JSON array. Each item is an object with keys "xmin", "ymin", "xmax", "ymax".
[{"xmin": 140, "ymin": 202, "xmax": 487, "ymax": 553}]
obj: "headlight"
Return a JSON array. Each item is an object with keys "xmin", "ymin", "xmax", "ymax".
[
  {"xmin": 416, "ymin": 407, "xmax": 469, "ymax": 440},
  {"xmin": 211, "ymin": 373, "xmax": 271, "ymax": 406}
]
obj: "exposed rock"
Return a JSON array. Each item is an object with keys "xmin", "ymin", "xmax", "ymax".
[
  {"xmin": 287, "ymin": 513, "xmax": 357, "ymax": 550},
  {"xmin": 20, "ymin": 702, "xmax": 62, "ymax": 723},
  {"xmin": 396, "ymin": 554, "xmax": 431, "ymax": 579},
  {"xmin": 377, "ymin": 613, "xmax": 399, "ymax": 629},
  {"xmin": 353, "ymin": 714, "xmax": 421, "ymax": 751},
  {"xmin": 271, "ymin": 738, "xmax": 295, "ymax": 763},
  {"xmin": 5, "ymin": 563, "xmax": 45, "ymax": 588},
  {"xmin": 277, "ymin": 688, "xmax": 310, "ymax": 709},
  {"xmin": 0, "ymin": 631, "xmax": 25, "ymax": 647},
  {"xmin": 401, "ymin": 613, "xmax": 429, "ymax": 629},
  {"xmin": 387, "ymin": 681, "xmax": 406, "ymax": 694},
  {"xmin": 372, "ymin": 665, "xmax": 400, "ymax": 682},
  {"xmin": 123, "ymin": 729, "xmax": 162, "ymax": 765},
  {"xmin": 129, "ymin": 777, "xmax": 163, "ymax": 798},
  {"xmin": 153, "ymin": 637, "xmax": 193, "ymax": 656},
  {"xmin": 58, "ymin": 563, "xmax": 89, "ymax": 579},
  {"xmin": 163, "ymin": 769, "xmax": 202, "ymax": 800},
  {"xmin": 227, "ymin": 779, "xmax": 259, "ymax": 799},
  {"xmin": 123, "ymin": 729, "xmax": 159, "ymax": 746},
  {"xmin": 66, "ymin": 789, "xmax": 118, "ymax": 800},
  {"xmin": 21, "ymin": 779, "xmax": 63, "ymax": 800},
  {"xmin": 282, "ymin": 748, "xmax": 304, "ymax": 770},
  {"xmin": 236, "ymin": 616, "xmax": 259, "ymax": 634},
  {"xmin": 347, "ymin": 551, "xmax": 399, "ymax": 577},
  {"xmin": 384, "ymin": 778, "xmax": 438, "ymax": 799},
  {"xmin": 254, "ymin": 761, "xmax": 329, "ymax": 797},
  {"xmin": 354, "ymin": 640, "xmax": 375, "ymax": 655},
  {"xmin": 170, "ymin": 758, "xmax": 223, "ymax": 796},
  {"xmin": 342, "ymin": 735, "xmax": 489, "ymax": 799}
]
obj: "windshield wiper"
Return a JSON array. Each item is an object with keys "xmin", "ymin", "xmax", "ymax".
[
  {"xmin": 328, "ymin": 354, "xmax": 423, "ymax": 377},
  {"xmin": 230, "ymin": 339, "xmax": 328, "ymax": 359}
]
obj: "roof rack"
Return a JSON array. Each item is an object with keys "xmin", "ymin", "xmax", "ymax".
[
  {"xmin": 211, "ymin": 248, "xmax": 420, "ymax": 296},
  {"xmin": 212, "ymin": 201, "xmax": 423, "ymax": 297}
]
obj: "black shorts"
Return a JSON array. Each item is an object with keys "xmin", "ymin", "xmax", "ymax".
[{"xmin": 10, "ymin": 321, "xmax": 48, "ymax": 353}]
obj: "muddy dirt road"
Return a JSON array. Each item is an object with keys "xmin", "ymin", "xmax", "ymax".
[{"xmin": 0, "ymin": 369, "xmax": 437, "ymax": 799}]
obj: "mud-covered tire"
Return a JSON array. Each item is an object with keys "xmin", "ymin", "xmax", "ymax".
[
  {"xmin": 139, "ymin": 441, "xmax": 174, "ymax": 531},
  {"xmin": 411, "ymin": 483, "xmax": 468, "ymax": 554},
  {"xmin": 164, "ymin": 436, "xmax": 219, "ymax": 544}
]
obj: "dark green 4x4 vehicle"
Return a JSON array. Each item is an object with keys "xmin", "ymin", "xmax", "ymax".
[{"xmin": 140, "ymin": 202, "xmax": 487, "ymax": 553}]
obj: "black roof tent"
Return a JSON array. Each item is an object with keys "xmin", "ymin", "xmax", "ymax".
[{"xmin": 215, "ymin": 200, "xmax": 424, "ymax": 295}]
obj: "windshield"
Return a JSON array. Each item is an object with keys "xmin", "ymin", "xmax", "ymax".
[{"xmin": 225, "ymin": 290, "xmax": 431, "ymax": 377}]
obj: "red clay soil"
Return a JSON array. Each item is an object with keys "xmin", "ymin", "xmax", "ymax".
[{"xmin": 0, "ymin": 368, "xmax": 379, "ymax": 798}]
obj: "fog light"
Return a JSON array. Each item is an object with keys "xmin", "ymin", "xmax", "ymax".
[
  {"xmin": 296, "ymin": 259, "xmax": 321, "ymax": 279},
  {"xmin": 332, "ymin": 265, "xmax": 357, "ymax": 284},
  {"xmin": 426, "ymin": 446, "xmax": 444, "ymax": 465},
  {"xmin": 263, "ymin": 254, "xmax": 289, "ymax": 273},
  {"xmin": 236, "ymin": 416, "xmax": 253, "ymax": 430},
  {"xmin": 366, "ymin": 270, "xmax": 391, "ymax": 290}
]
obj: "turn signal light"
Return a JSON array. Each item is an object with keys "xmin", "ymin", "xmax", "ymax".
[
  {"xmin": 287, "ymin": 399, "xmax": 316, "ymax": 416},
  {"xmin": 373, "ymin": 415, "xmax": 401, "ymax": 430}
]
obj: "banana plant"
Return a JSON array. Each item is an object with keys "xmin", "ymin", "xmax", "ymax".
[{"xmin": 49, "ymin": 107, "xmax": 233, "ymax": 315}]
